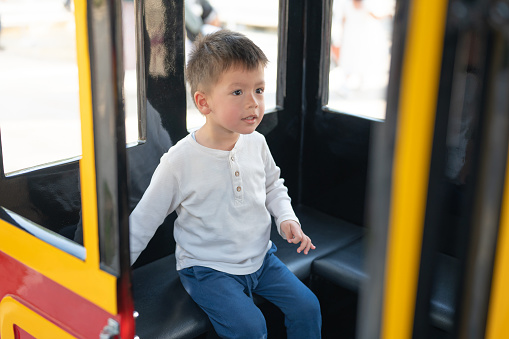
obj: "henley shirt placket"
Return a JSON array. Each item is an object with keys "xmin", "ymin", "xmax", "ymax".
[{"xmin": 229, "ymin": 149, "xmax": 243, "ymax": 205}]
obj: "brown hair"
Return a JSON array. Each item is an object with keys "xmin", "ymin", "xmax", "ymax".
[{"xmin": 186, "ymin": 29, "xmax": 269, "ymax": 100}]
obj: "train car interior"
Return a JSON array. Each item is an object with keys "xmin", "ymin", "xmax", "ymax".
[
  {"xmin": 128, "ymin": 0, "xmax": 381, "ymax": 337},
  {"xmin": 1, "ymin": 0, "xmax": 509, "ymax": 338}
]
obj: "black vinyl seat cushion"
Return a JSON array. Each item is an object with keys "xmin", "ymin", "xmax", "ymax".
[
  {"xmin": 311, "ymin": 237, "xmax": 458, "ymax": 333},
  {"xmin": 272, "ymin": 205, "xmax": 364, "ymax": 280},
  {"xmin": 429, "ymin": 253, "xmax": 459, "ymax": 332},
  {"xmin": 132, "ymin": 254, "xmax": 211, "ymax": 339},
  {"xmin": 312, "ymin": 238, "xmax": 366, "ymax": 292}
]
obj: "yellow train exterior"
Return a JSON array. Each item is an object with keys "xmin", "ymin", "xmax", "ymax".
[{"xmin": 0, "ymin": 0, "xmax": 508, "ymax": 338}]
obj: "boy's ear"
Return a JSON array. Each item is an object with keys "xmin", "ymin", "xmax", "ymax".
[{"xmin": 194, "ymin": 91, "xmax": 211, "ymax": 115}]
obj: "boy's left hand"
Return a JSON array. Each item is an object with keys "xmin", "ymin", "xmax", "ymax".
[{"xmin": 280, "ymin": 220, "xmax": 316, "ymax": 255}]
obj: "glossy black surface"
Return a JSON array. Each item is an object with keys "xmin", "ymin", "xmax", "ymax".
[
  {"xmin": 299, "ymin": 0, "xmax": 377, "ymax": 226},
  {"xmin": 0, "ymin": 157, "xmax": 81, "ymax": 239},
  {"xmin": 359, "ymin": 0, "xmax": 509, "ymax": 338},
  {"xmin": 128, "ymin": 0, "xmax": 187, "ymax": 267},
  {"xmin": 142, "ymin": 0, "xmax": 187, "ymax": 143},
  {"xmin": 453, "ymin": 3, "xmax": 509, "ymax": 336}
]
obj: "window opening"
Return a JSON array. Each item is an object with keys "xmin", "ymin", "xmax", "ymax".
[
  {"xmin": 122, "ymin": 0, "xmax": 140, "ymax": 144},
  {"xmin": 0, "ymin": 0, "xmax": 82, "ymax": 173},
  {"xmin": 328, "ymin": 0, "xmax": 395, "ymax": 120}
]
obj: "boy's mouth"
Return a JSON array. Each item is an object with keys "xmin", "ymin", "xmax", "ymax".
[{"xmin": 242, "ymin": 115, "xmax": 257, "ymax": 122}]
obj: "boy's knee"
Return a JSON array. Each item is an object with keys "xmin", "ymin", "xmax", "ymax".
[
  {"xmin": 290, "ymin": 292, "xmax": 321, "ymax": 321},
  {"xmin": 243, "ymin": 316, "xmax": 267, "ymax": 339},
  {"xmin": 306, "ymin": 296, "xmax": 321, "ymax": 320},
  {"xmin": 226, "ymin": 311, "xmax": 267, "ymax": 339},
  {"xmin": 284, "ymin": 293, "xmax": 322, "ymax": 339},
  {"xmin": 308, "ymin": 296, "xmax": 322, "ymax": 325}
]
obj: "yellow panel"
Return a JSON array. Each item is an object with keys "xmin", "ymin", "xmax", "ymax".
[
  {"xmin": 0, "ymin": 296, "xmax": 76, "ymax": 339},
  {"xmin": 75, "ymin": 0, "xmax": 101, "ymax": 268},
  {"xmin": 381, "ymin": 0, "xmax": 448, "ymax": 339},
  {"xmin": 0, "ymin": 220, "xmax": 117, "ymax": 314},
  {"xmin": 485, "ymin": 149, "xmax": 509, "ymax": 338},
  {"xmin": 0, "ymin": 0, "xmax": 117, "ymax": 315}
]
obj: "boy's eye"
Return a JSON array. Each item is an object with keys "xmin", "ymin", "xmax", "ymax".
[
  {"xmin": 256, "ymin": 88, "xmax": 264, "ymax": 94},
  {"xmin": 232, "ymin": 90, "xmax": 243, "ymax": 96}
]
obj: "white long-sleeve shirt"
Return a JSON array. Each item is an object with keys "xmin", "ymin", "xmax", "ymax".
[{"xmin": 129, "ymin": 131, "xmax": 299, "ymax": 275}]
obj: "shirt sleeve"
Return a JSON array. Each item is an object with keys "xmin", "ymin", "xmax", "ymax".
[
  {"xmin": 129, "ymin": 152, "xmax": 182, "ymax": 265},
  {"xmin": 262, "ymin": 140, "xmax": 300, "ymax": 238}
]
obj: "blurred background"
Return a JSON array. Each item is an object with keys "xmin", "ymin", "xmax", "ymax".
[{"xmin": 0, "ymin": 0, "xmax": 394, "ymax": 174}]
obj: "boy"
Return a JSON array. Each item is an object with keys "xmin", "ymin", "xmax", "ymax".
[{"xmin": 129, "ymin": 29, "xmax": 321, "ymax": 338}]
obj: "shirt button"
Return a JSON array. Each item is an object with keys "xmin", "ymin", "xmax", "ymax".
[
  {"xmin": 235, "ymin": 171, "xmax": 240, "ymax": 177},
  {"xmin": 231, "ymin": 156, "xmax": 235, "ymax": 161},
  {"xmin": 237, "ymin": 186, "xmax": 242, "ymax": 192}
]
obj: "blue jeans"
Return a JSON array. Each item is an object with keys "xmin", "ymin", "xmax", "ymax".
[{"xmin": 178, "ymin": 243, "xmax": 322, "ymax": 339}]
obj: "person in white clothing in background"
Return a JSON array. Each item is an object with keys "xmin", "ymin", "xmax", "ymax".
[{"xmin": 129, "ymin": 29, "xmax": 321, "ymax": 339}]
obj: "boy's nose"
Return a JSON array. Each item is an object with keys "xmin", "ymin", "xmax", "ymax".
[{"xmin": 247, "ymin": 94, "xmax": 259, "ymax": 108}]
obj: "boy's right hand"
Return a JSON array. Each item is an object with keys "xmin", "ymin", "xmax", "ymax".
[{"xmin": 280, "ymin": 220, "xmax": 316, "ymax": 255}]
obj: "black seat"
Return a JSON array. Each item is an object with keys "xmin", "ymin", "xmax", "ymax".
[
  {"xmin": 132, "ymin": 254, "xmax": 211, "ymax": 339},
  {"xmin": 429, "ymin": 253, "xmax": 459, "ymax": 332},
  {"xmin": 312, "ymin": 238, "xmax": 366, "ymax": 292},
  {"xmin": 132, "ymin": 205, "xmax": 364, "ymax": 338},
  {"xmin": 272, "ymin": 205, "xmax": 364, "ymax": 280},
  {"xmin": 311, "ymin": 237, "xmax": 459, "ymax": 333}
]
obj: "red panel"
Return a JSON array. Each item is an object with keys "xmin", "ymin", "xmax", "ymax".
[
  {"xmin": 14, "ymin": 325, "xmax": 36, "ymax": 339},
  {"xmin": 0, "ymin": 250, "xmax": 119, "ymax": 338},
  {"xmin": 118, "ymin": 270, "xmax": 136, "ymax": 338}
]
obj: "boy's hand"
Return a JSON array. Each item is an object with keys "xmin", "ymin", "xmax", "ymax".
[{"xmin": 280, "ymin": 220, "xmax": 316, "ymax": 255}]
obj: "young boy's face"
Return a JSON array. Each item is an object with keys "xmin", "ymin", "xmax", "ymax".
[{"xmin": 200, "ymin": 65, "xmax": 265, "ymax": 136}]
